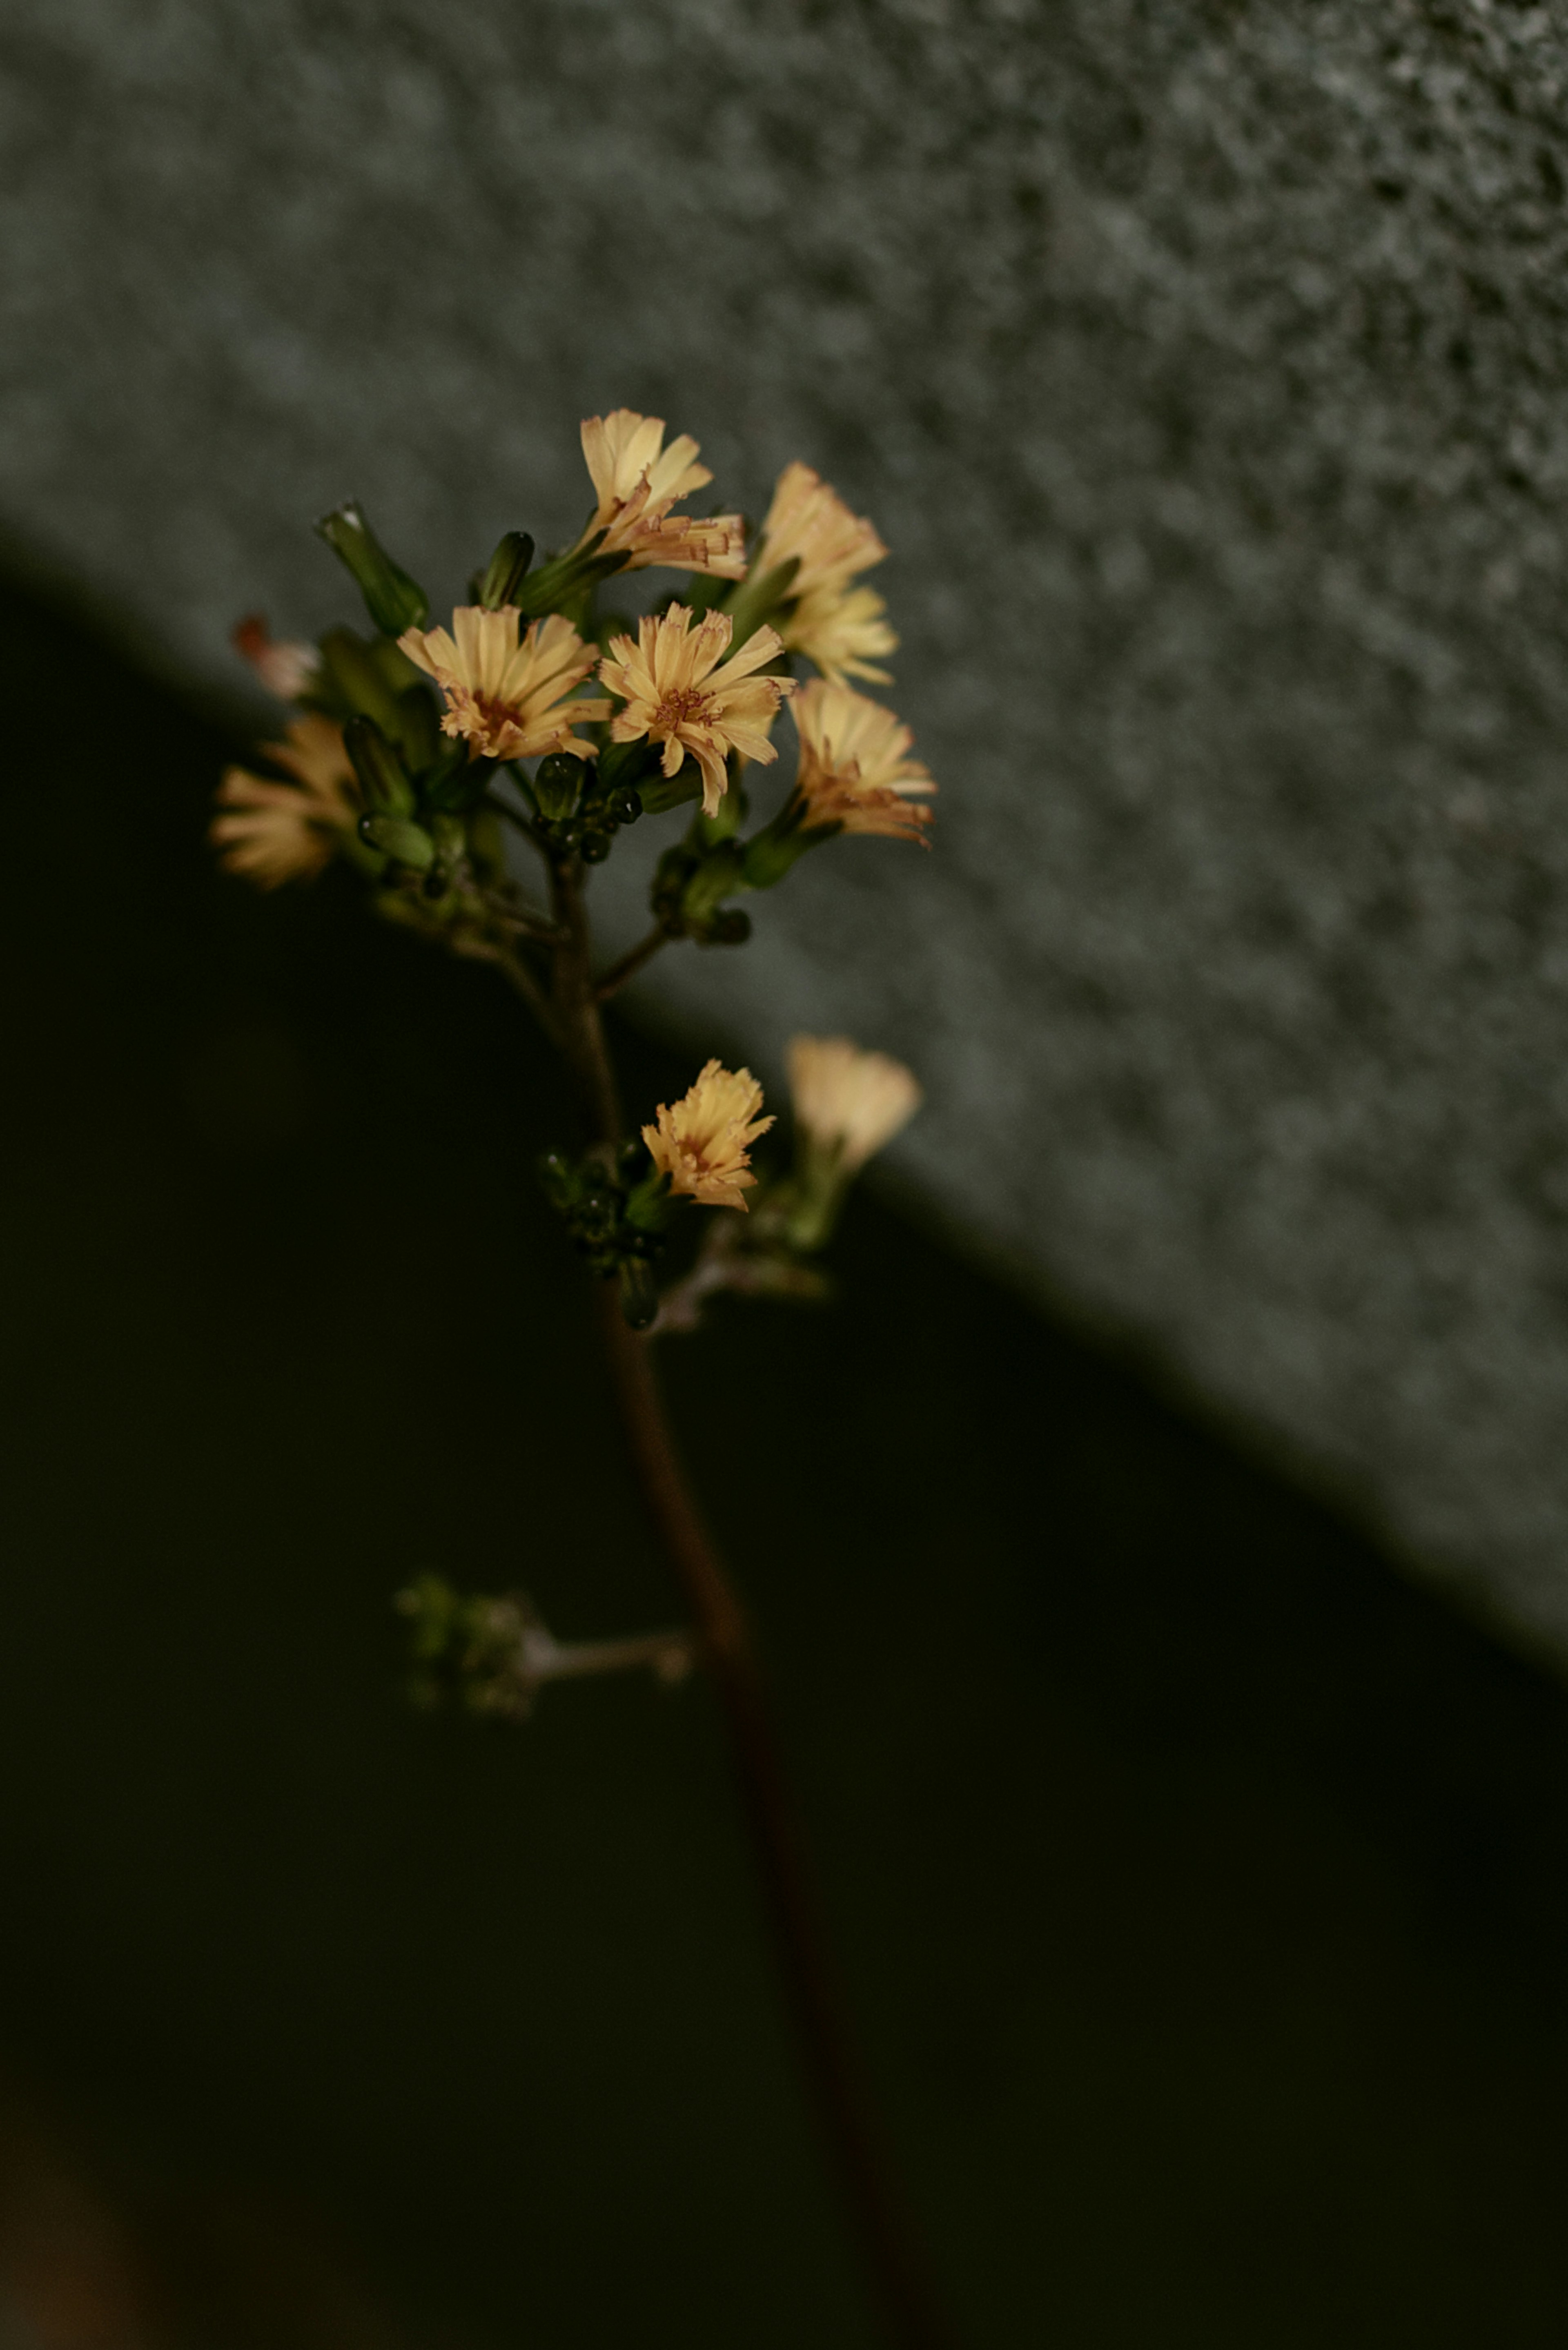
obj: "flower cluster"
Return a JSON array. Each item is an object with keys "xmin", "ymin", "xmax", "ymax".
[{"xmin": 210, "ymin": 407, "xmax": 933, "ymax": 1320}]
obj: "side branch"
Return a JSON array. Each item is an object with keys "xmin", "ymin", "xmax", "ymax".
[{"xmin": 597, "ymin": 923, "xmax": 671, "ymax": 1001}]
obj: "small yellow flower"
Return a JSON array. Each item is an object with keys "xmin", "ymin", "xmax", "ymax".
[
  {"xmin": 753, "ymin": 462, "xmax": 887, "ymax": 603},
  {"xmin": 643, "ymin": 1060, "xmax": 775, "ymax": 1211},
  {"xmin": 788, "ymin": 1037, "xmax": 922, "ymax": 1173},
  {"xmin": 579, "ymin": 410, "xmax": 746, "ymax": 577},
  {"xmin": 751, "ymin": 463, "xmax": 898, "ymax": 681},
  {"xmin": 599, "ymin": 606, "xmax": 795, "ymax": 818},
  {"xmin": 397, "ymin": 608, "xmax": 608, "ymax": 763},
  {"xmin": 232, "ymin": 614, "xmax": 321, "ymax": 701},
  {"xmin": 790, "ymin": 679, "xmax": 935, "ymax": 844},
  {"xmin": 785, "ymin": 583, "xmax": 898, "ymax": 686},
  {"xmin": 210, "ymin": 715, "xmax": 358, "ymax": 888}
]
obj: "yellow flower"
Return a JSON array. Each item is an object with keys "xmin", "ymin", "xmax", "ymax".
[
  {"xmin": 210, "ymin": 715, "xmax": 358, "ymax": 888},
  {"xmin": 397, "ymin": 608, "xmax": 608, "ymax": 763},
  {"xmin": 599, "ymin": 606, "xmax": 795, "ymax": 818},
  {"xmin": 750, "ymin": 462, "xmax": 898, "ymax": 681},
  {"xmin": 790, "ymin": 679, "xmax": 935, "ymax": 844},
  {"xmin": 788, "ymin": 1037, "xmax": 922, "ymax": 1173},
  {"xmin": 753, "ymin": 462, "xmax": 887, "ymax": 603},
  {"xmin": 578, "ymin": 410, "xmax": 746, "ymax": 577},
  {"xmin": 784, "ymin": 583, "xmax": 898, "ymax": 686},
  {"xmin": 642, "ymin": 1060, "xmax": 775, "ymax": 1211}
]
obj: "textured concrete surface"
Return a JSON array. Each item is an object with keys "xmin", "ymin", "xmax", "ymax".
[{"xmin": 5, "ymin": 1, "xmax": 1568, "ymax": 1636}]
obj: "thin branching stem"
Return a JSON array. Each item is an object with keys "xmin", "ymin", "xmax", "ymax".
[{"xmin": 596, "ymin": 923, "xmax": 671, "ymax": 1001}]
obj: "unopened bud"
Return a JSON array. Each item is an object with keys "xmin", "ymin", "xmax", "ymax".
[
  {"xmin": 477, "ymin": 530, "xmax": 536, "ymax": 611},
  {"xmin": 359, "ymin": 812, "xmax": 435, "ymax": 870},
  {"xmin": 619, "ymin": 1259, "xmax": 658, "ymax": 1331},
  {"xmin": 532, "ymin": 752, "xmax": 582, "ymax": 822},
  {"xmin": 580, "ymin": 831, "xmax": 612, "ymax": 865},
  {"xmin": 316, "ymin": 501, "xmax": 430, "ymax": 636},
  {"xmin": 608, "ymin": 788, "xmax": 643, "ymax": 826},
  {"xmin": 344, "ymin": 716, "xmax": 416, "ymax": 815}
]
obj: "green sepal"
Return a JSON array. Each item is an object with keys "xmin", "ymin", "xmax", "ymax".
[
  {"xmin": 316, "ymin": 501, "xmax": 430, "ymax": 636},
  {"xmin": 597, "ymin": 736, "xmax": 659, "ymax": 794},
  {"xmin": 313, "ymin": 628, "xmax": 422, "ymax": 739},
  {"xmin": 719, "ymin": 557, "xmax": 800, "ymax": 650},
  {"xmin": 742, "ymin": 801, "xmax": 836, "ymax": 890},
  {"xmin": 637, "ymin": 765, "xmax": 704, "ymax": 817}
]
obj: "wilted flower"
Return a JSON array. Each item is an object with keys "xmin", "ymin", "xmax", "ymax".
[
  {"xmin": 788, "ymin": 1037, "xmax": 922, "ymax": 1174},
  {"xmin": 210, "ymin": 715, "xmax": 358, "ymax": 888},
  {"xmin": 398, "ymin": 608, "xmax": 608, "ymax": 763},
  {"xmin": 642, "ymin": 1060, "xmax": 774, "ymax": 1211},
  {"xmin": 789, "ymin": 679, "xmax": 934, "ymax": 844},
  {"xmin": 579, "ymin": 410, "xmax": 746, "ymax": 578},
  {"xmin": 600, "ymin": 606, "xmax": 794, "ymax": 817},
  {"xmin": 232, "ymin": 614, "xmax": 321, "ymax": 701}
]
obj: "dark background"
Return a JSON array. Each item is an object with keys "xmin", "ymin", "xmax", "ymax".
[{"xmin": 8, "ymin": 580, "xmax": 1568, "ymax": 2347}]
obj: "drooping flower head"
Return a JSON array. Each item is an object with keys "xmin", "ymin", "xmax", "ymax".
[
  {"xmin": 789, "ymin": 679, "xmax": 935, "ymax": 844},
  {"xmin": 751, "ymin": 463, "xmax": 898, "ymax": 682},
  {"xmin": 788, "ymin": 1037, "xmax": 922, "ymax": 1175},
  {"xmin": 579, "ymin": 410, "xmax": 747, "ymax": 578},
  {"xmin": 210, "ymin": 715, "xmax": 358, "ymax": 888},
  {"xmin": 232, "ymin": 614, "xmax": 321, "ymax": 702},
  {"xmin": 398, "ymin": 608, "xmax": 608, "ymax": 763},
  {"xmin": 642, "ymin": 1061, "xmax": 775, "ymax": 1211},
  {"xmin": 599, "ymin": 606, "xmax": 795, "ymax": 817}
]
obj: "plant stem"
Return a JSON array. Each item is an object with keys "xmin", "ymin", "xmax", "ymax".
[
  {"xmin": 597, "ymin": 1295, "xmax": 949, "ymax": 2350},
  {"xmin": 544, "ymin": 849, "xmax": 950, "ymax": 2350}
]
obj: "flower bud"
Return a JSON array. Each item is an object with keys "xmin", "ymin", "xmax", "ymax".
[
  {"xmin": 532, "ymin": 752, "xmax": 583, "ymax": 821},
  {"xmin": 580, "ymin": 830, "xmax": 613, "ymax": 864},
  {"xmin": 343, "ymin": 715, "xmax": 416, "ymax": 815},
  {"xmin": 316, "ymin": 501, "xmax": 430, "ymax": 637},
  {"xmin": 476, "ymin": 530, "xmax": 536, "ymax": 610},
  {"xmin": 619, "ymin": 1259, "xmax": 658, "ymax": 1330},
  {"xmin": 359, "ymin": 812, "xmax": 435, "ymax": 869}
]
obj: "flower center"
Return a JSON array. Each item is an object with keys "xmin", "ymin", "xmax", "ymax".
[{"xmin": 651, "ymin": 685, "xmax": 709, "ymax": 733}]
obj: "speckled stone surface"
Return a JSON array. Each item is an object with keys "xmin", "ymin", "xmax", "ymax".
[{"xmin": 6, "ymin": 0, "xmax": 1568, "ymax": 1637}]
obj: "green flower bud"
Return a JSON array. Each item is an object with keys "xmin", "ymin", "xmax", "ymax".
[
  {"xmin": 532, "ymin": 752, "xmax": 583, "ymax": 822},
  {"xmin": 580, "ymin": 830, "xmax": 613, "ymax": 865},
  {"xmin": 608, "ymin": 788, "xmax": 643, "ymax": 827},
  {"xmin": 343, "ymin": 715, "xmax": 416, "ymax": 814},
  {"xmin": 359, "ymin": 812, "xmax": 435, "ymax": 869},
  {"xmin": 477, "ymin": 530, "xmax": 536, "ymax": 611},
  {"xmin": 619, "ymin": 1259, "xmax": 658, "ymax": 1331},
  {"xmin": 316, "ymin": 501, "xmax": 430, "ymax": 637}
]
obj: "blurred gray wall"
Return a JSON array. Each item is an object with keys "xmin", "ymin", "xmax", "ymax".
[{"xmin": 6, "ymin": 0, "xmax": 1568, "ymax": 1641}]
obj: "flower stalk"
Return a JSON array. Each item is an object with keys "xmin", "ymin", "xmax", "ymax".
[{"xmin": 212, "ymin": 410, "xmax": 948, "ymax": 2350}]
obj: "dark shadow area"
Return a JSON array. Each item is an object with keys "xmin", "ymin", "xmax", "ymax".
[{"xmin": 5, "ymin": 573, "xmax": 1568, "ymax": 2347}]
